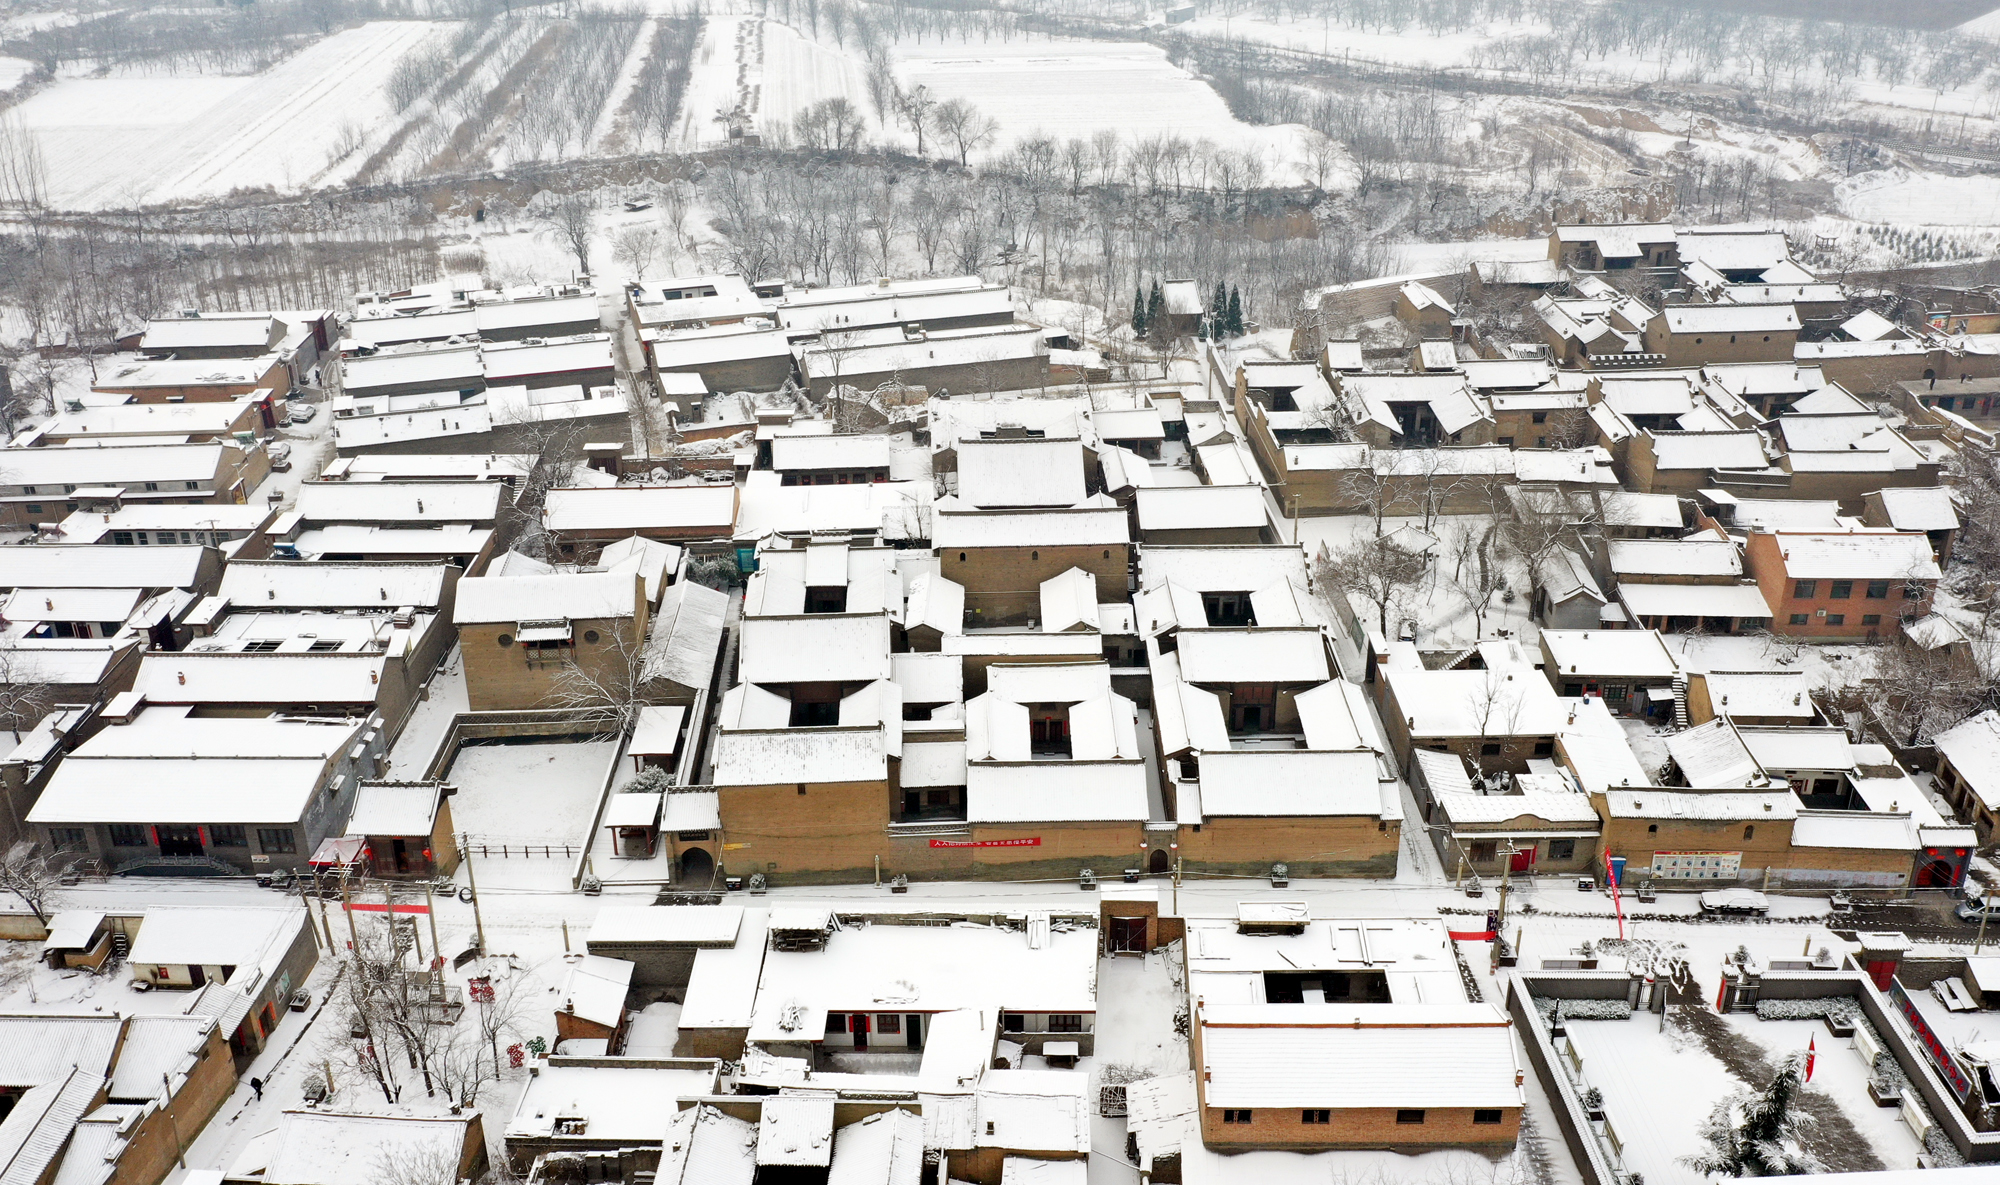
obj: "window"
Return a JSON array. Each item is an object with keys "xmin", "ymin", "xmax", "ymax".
[
  {"xmin": 1301, "ymin": 1110, "xmax": 1330, "ymax": 1124},
  {"xmin": 1793, "ymin": 580, "xmax": 1817, "ymax": 599},
  {"xmin": 1047, "ymin": 1014, "xmax": 1084, "ymax": 1032},
  {"xmin": 1532, "ymin": 741, "xmax": 1554, "ymax": 757},
  {"xmin": 1002, "ymin": 1014, "xmax": 1025, "ymax": 1032},
  {"xmin": 1829, "ymin": 581, "xmax": 1852, "ymax": 599},
  {"xmin": 48, "ymin": 827, "xmax": 87, "ymax": 852},
  {"xmin": 875, "ymin": 1014, "xmax": 901, "ymax": 1034},
  {"xmin": 210, "ymin": 825, "xmax": 247, "ymax": 847},
  {"xmin": 1473, "ymin": 1110, "xmax": 1503, "ymax": 1125},
  {"xmin": 1223, "ymin": 1110, "xmax": 1253, "ymax": 1125},
  {"xmin": 583, "ymin": 629, "xmax": 602, "ymax": 643},
  {"xmin": 1866, "ymin": 581, "xmax": 1889, "ymax": 599},
  {"xmin": 958, "ymin": 553, "xmax": 966, "ymax": 563},
  {"xmin": 110, "ymin": 824, "xmax": 148, "ymax": 847},
  {"xmin": 1548, "ymin": 839, "xmax": 1575, "ymax": 861},
  {"xmin": 1744, "ymin": 826, "xmax": 1755, "ymax": 840},
  {"xmin": 112, "ymin": 531, "xmax": 133, "ymax": 545},
  {"xmin": 1862, "ymin": 614, "xmax": 1881, "ymax": 626},
  {"xmin": 1396, "ymin": 1110, "xmax": 1426, "ymax": 1125},
  {"xmin": 257, "ymin": 828, "xmax": 296, "ymax": 854},
  {"xmin": 1031, "ymin": 551, "xmax": 1038, "ymax": 561},
  {"xmin": 24, "ymin": 504, "xmax": 40, "ymax": 515},
  {"xmin": 1468, "ymin": 842, "xmax": 1496, "ymax": 863},
  {"xmin": 1563, "ymin": 683, "xmax": 1582, "ymax": 697},
  {"xmin": 307, "ymin": 641, "xmax": 341, "ymax": 652},
  {"xmin": 1531, "ymin": 412, "xmax": 1548, "ymax": 424},
  {"xmin": 1480, "ymin": 743, "xmax": 1500, "ymax": 756},
  {"xmin": 20, "ymin": 486, "xmax": 34, "ymax": 495},
  {"xmin": 184, "ymin": 481, "xmax": 199, "ymax": 490},
  {"xmin": 1825, "ymin": 614, "xmax": 1844, "ymax": 626},
  {"xmin": 242, "ymin": 639, "xmax": 282, "ymax": 652},
  {"xmin": 1647, "ymin": 824, "xmax": 1659, "ymax": 834},
  {"xmin": 825, "ymin": 1014, "xmax": 846, "ymax": 1033},
  {"xmin": 1789, "ymin": 614, "xmax": 1808, "ymax": 625},
  {"xmin": 144, "ymin": 481, "xmax": 159, "ymax": 492},
  {"xmin": 1498, "ymin": 436, "xmax": 1514, "ymax": 447},
  {"xmin": 496, "ymin": 634, "xmax": 514, "ymax": 647}
]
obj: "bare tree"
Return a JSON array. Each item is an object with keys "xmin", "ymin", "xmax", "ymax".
[
  {"xmin": 935, "ymin": 98, "xmax": 998, "ymax": 167},
  {"xmin": 897, "ymin": 83, "xmax": 937, "ymax": 156},
  {"xmin": 547, "ymin": 615, "xmax": 655, "ymax": 732},
  {"xmin": 0, "ymin": 841, "xmax": 73, "ymax": 925},
  {"xmin": 371, "ymin": 1138, "xmax": 464, "ymax": 1185},
  {"xmin": 1864, "ymin": 630, "xmax": 1998, "ymax": 747},
  {"xmin": 1464, "ymin": 669, "xmax": 1529, "ymax": 782},
  {"xmin": 0, "ymin": 650, "xmax": 53, "ymax": 744},
  {"xmin": 611, "ymin": 226, "xmax": 660, "ymax": 279},
  {"xmin": 1316, "ymin": 536, "xmax": 1428, "ymax": 639},
  {"xmin": 533, "ymin": 190, "xmax": 597, "ymax": 277}
]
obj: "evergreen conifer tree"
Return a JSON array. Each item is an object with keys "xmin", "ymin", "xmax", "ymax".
[
  {"xmin": 1132, "ymin": 285, "xmax": 1148, "ymax": 334},
  {"xmin": 1226, "ymin": 285, "xmax": 1244, "ymax": 336}
]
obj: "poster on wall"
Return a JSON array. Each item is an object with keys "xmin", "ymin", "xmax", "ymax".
[{"xmin": 1650, "ymin": 851, "xmax": 1743, "ymax": 880}]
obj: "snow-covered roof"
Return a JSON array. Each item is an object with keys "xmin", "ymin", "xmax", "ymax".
[
  {"xmin": 771, "ymin": 434, "xmax": 893, "ymax": 473},
  {"xmin": 560, "ymin": 955, "xmax": 635, "ymax": 1029},
  {"xmin": 1604, "ymin": 789, "xmax": 1793, "ymax": 820},
  {"xmin": 1699, "ymin": 671, "xmax": 1814, "ymax": 720},
  {"xmin": 1385, "ymin": 669, "xmax": 1567, "ymax": 738},
  {"xmin": 1175, "ymin": 628, "xmax": 1330, "ymax": 685},
  {"xmin": 1197, "ymin": 1003, "xmax": 1520, "ymax": 1109},
  {"xmin": 1839, "ymin": 310, "xmax": 1901, "ymax": 342},
  {"xmin": 541, "ymin": 485, "xmax": 738, "ymax": 534},
  {"xmin": 1092, "ymin": 407, "xmax": 1165, "ymax": 441},
  {"xmin": 826, "ymin": 1109, "xmax": 925, "ymax": 1185},
  {"xmin": 453, "ymin": 571, "xmax": 637, "ymax": 624},
  {"xmin": 295, "ymin": 480, "xmax": 502, "ymax": 526},
  {"xmin": 758, "ymin": 1095, "xmax": 835, "ymax": 1167},
  {"xmin": 1768, "ymin": 531, "xmax": 1940, "ymax": 580},
  {"xmin": 142, "ymin": 314, "xmax": 279, "ymax": 352},
  {"xmin": 254, "ymin": 1111, "xmax": 474, "ymax": 1185},
  {"xmin": 1617, "ymin": 581, "xmax": 1773, "ymax": 621},
  {"xmin": 966, "ymin": 760, "xmax": 1148, "ymax": 823},
  {"xmin": 1661, "ymin": 305, "xmax": 1799, "ymax": 335},
  {"xmin": 1647, "ymin": 430, "xmax": 1767, "ymax": 471},
  {"xmin": 1869, "ymin": 486, "xmax": 1958, "ymax": 532},
  {"xmin": 1038, "ymin": 569, "xmax": 1100, "ymax": 634},
  {"xmin": 131, "ymin": 652, "xmax": 387, "ymax": 706},
  {"xmin": 1195, "ymin": 750, "xmax": 1390, "ymax": 819},
  {"xmin": 932, "ymin": 505, "xmax": 1128, "ymax": 549},
  {"xmin": 92, "ymin": 354, "xmax": 282, "ymax": 389},
  {"xmin": 1709, "ymin": 495, "xmax": 1845, "ymax": 533},
  {"xmin": 643, "ymin": 579, "xmax": 729, "ymax": 691},
  {"xmin": 712, "ymin": 727, "xmax": 888, "ymax": 787},
  {"xmin": 125, "ymin": 907, "xmax": 302, "ymax": 971},
  {"xmin": 1608, "ymin": 537, "xmax": 1741, "ymax": 577},
  {"xmin": 344, "ymin": 782, "xmax": 441, "ymax": 837},
  {"xmin": 1738, "ymin": 726, "xmax": 1853, "ymax": 774},
  {"xmin": 587, "ymin": 905, "xmax": 745, "ymax": 947},
  {"xmin": 1937, "ymin": 712, "xmax": 2000, "ymax": 809},
  {"xmin": 30, "ymin": 753, "xmax": 335, "ymax": 824},
  {"xmin": 1134, "ymin": 485, "xmax": 1266, "ymax": 533},
  {"xmin": 1432, "ymin": 787, "xmax": 1599, "ymax": 827},
  {"xmin": 891, "ymin": 651, "xmax": 963, "ymax": 706},
  {"xmin": 738, "ymin": 614, "xmax": 891, "ymax": 684},
  {"xmin": 677, "ymin": 908, "xmax": 769, "ymax": 1032},
  {"xmin": 977, "ymin": 1071, "xmax": 1090, "ymax": 1154},
  {"xmin": 1539, "ymin": 628, "xmax": 1678, "ymax": 679},
  {"xmin": 1790, "ymin": 812, "xmax": 1917, "ymax": 851},
  {"xmin": 505, "ymin": 1061, "xmax": 718, "ymax": 1143},
  {"xmin": 956, "ymin": 437, "xmax": 1087, "ymax": 509},
  {"xmin": 748, "ymin": 910, "xmax": 1097, "ymax": 1032},
  {"xmin": 1662, "ymin": 717, "xmax": 1768, "ymax": 789}
]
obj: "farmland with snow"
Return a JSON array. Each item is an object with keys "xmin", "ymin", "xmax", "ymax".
[{"xmin": 12, "ymin": 20, "xmax": 449, "ymax": 209}]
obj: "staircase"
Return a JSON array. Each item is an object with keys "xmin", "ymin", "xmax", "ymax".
[{"xmin": 1672, "ymin": 671, "xmax": 1689, "ymax": 729}]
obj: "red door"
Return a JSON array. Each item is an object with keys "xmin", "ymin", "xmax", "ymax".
[
  {"xmin": 849, "ymin": 1014, "xmax": 870, "ymax": 1049},
  {"xmin": 1510, "ymin": 846, "xmax": 1537, "ymax": 873}
]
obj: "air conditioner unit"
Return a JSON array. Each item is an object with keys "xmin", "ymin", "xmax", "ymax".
[{"xmin": 1816, "ymin": 609, "xmax": 1827, "ymax": 617}]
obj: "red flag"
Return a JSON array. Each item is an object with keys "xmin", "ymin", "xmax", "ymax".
[{"xmin": 1805, "ymin": 1035, "xmax": 1816, "ymax": 1082}]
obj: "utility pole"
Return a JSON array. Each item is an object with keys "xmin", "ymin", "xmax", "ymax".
[
  {"xmin": 341, "ymin": 872, "xmax": 361, "ymax": 958},
  {"xmin": 1491, "ymin": 840, "xmax": 1518, "ymax": 975},
  {"xmin": 162, "ymin": 1074, "xmax": 185, "ymax": 1169},
  {"xmin": 425, "ymin": 881, "xmax": 441, "ymax": 969},
  {"xmin": 459, "ymin": 833, "xmax": 486, "ymax": 956},
  {"xmin": 1978, "ymin": 892, "xmax": 1995, "ymax": 955},
  {"xmin": 1171, "ymin": 842, "xmax": 1181, "ymax": 915}
]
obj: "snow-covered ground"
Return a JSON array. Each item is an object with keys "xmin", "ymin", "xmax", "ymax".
[
  {"xmin": 1838, "ymin": 167, "xmax": 2000, "ymax": 226},
  {"xmin": 10, "ymin": 21, "xmax": 450, "ymax": 208},
  {"xmin": 894, "ymin": 36, "xmax": 1310, "ymax": 178},
  {"xmin": 0, "ymin": 55, "xmax": 32, "ymax": 92}
]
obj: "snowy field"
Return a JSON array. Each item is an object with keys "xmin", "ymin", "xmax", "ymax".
[
  {"xmin": 444, "ymin": 736, "xmax": 621, "ymax": 847},
  {"xmin": 894, "ymin": 37, "xmax": 1309, "ymax": 176},
  {"xmin": 0, "ymin": 55, "xmax": 31, "ymax": 92},
  {"xmin": 1839, "ymin": 167, "xmax": 2000, "ymax": 226},
  {"xmin": 10, "ymin": 20, "xmax": 448, "ymax": 209}
]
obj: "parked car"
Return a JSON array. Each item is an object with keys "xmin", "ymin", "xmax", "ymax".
[
  {"xmin": 287, "ymin": 404, "xmax": 317, "ymax": 425},
  {"xmin": 267, "ymin": 441, "xmax": 292, "ymax": 463},
  {"xmin": 1954, "ymin": 899, "xmax": 2000, "ymax": 923},
  {"xmin": 1699, "ymin": 888, "xmax": 1770, "ymax": 916}
]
